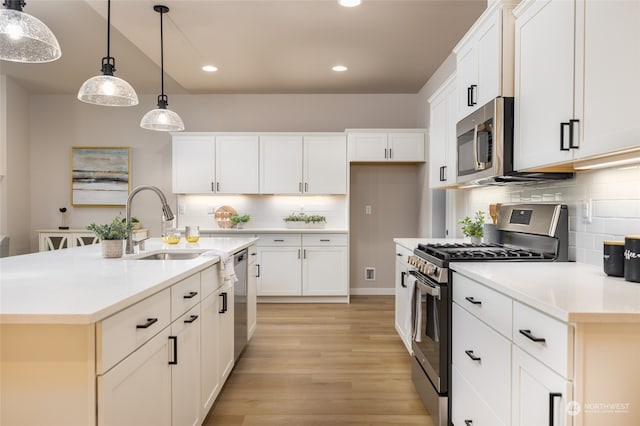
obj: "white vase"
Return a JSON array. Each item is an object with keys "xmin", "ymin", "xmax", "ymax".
[
  {"xmin": 101, "ymin": 240, "xmax": 123, "ymax": 258},
  {"xmin": 470, "ymin": 236, "xmax": 482, "ymax": 244}
]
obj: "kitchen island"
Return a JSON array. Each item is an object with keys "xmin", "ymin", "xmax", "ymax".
[{"xmin": 0, "ymin": 236, "xmax": 257, "ymax": 426}]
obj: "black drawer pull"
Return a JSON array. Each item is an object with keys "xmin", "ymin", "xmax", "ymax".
[
  {"xmin": 519, "ymin": 329, "xmax": 546, "ymax": 343},
  {"xmin": 396, "ymin": 253, "xmax": 402, "ymax": 257},
  {"xmin": 274, "ymin": 239, "xmax": 285, "ymax": 242},
  {"xmin": 169, "ymin": 336, "xmax": 177, "ymax": 365},
  {"xmin": 184, "ymin": 314, "xmax": 199, "ymax": 324},
  {"xmin": 219, "ymin": 292, "xmax": 228, "ymax": 314},
  {"xmin": 465, "ymin": 296, "xmax": 482, "ymax": 305},
  {"xmin": 549, "ymin": 392, "xmax": 562, "ymax": 426},
  {"xmin": 136, "ymin": 318, "xmax": 158, "ymax": 329},
  {"xmin": 465, "ymin": 350, "xmax": 481, "ymax": 362},
  {"xmin": 401, "ymin": 271, "xmax": 407, "ymax": 288},
  {"xmin": 320, "ymin": 239, "xmax": 330, "ymax": 242},
  {"xmin": 183, "ymin": 291, "xmax": 198, "ymax": 299},
  {"xmin": 465, "ymin": 420, "xmax": 473, "ymax": 426},
  {"xmin": 256, "ymin": 264, "xmax": 261, "ymax": 277}
]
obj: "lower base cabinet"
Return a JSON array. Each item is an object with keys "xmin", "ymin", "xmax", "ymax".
[
  {"xmin": 171, "ymin": 306, "xmax": 202, "ymax": 426},
  {"xmin": 452, "ymin": 366, "xmax": 506, "ymax": 426}
]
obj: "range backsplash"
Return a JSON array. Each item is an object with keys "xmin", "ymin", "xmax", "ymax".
[{"xmin": 459, "ymin": 165, "xmax": 640, "ymax": 266}]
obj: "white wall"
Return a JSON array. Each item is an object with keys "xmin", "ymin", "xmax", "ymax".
[{"xmin": 23, "ymin": 89, "xmax": 419, "ymax": 252}]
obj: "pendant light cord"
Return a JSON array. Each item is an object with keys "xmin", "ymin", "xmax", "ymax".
[
  {"xmin": 160, "ymin": 7, "xmax": 165, "ymax": 97},
  {"xmin": 106, "ymin": 0, "xmax": 111, "ymax": 59}
]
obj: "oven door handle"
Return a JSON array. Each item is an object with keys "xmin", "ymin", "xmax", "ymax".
[{"xmin": 415, "ymin": 280, "xmax": 441, "ymax": 299}]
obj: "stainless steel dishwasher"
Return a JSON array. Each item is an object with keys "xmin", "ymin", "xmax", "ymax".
[{"xmin": 233, "ymin": 249, "xmax": 248, "ymax": 361}]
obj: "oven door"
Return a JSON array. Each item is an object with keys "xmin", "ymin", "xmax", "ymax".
[{"xmin": 411, "ymin": 271, "xmax": 449, "ymax": 394}]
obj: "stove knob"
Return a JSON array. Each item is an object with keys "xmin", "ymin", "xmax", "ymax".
[{"xmin": 426, "ymin": 264, "xmax": 436, "ymax": 275}]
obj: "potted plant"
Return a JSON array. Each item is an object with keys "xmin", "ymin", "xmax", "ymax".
[
  {"xmin": 457, "ymin": 210, "xmax": 485, "ymax": 243},
  {"xmin": 305, "ymin": 214, "xmax": 327, "ymax": 229},
  {"xmin": 283, "ymin": 213, "xmax": 308, "ymax": 229},
  {"xmin": 230, "ymin": 214, "xmax": 251, "ymax": 229},
  {"xmin": 87, "ymin": 217, "xmax": 132, "ymax": 258}
]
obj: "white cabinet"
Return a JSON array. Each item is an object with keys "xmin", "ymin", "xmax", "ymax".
[
  {"xmin": 514, "ymin": 0, "xmax": 640, "ymax": 171},
  {"xmin": 217, "ymin": 280, "xmax": 235, "ymax": 382},
  {"xmin": 347, "ymin": 131, "xmax": 425, "ymax": 162},
  {"xmin": 256, "ymin": 233, "xmax": 348, "ymax": 298},
  {"xmin": 512, "ymin": 347, "xmax": 572, "ymax": 426},
  {"xmin": 200, "ymin": 289, "xmax": 221, "ymax": 415},
  {"xmin": 98, "ymin": 328, "xmax": 172, "ymax": 426},
  {"xmin": 259, "ymin": 134, "xmax": 347, "ymax": 194},
  {"xmin": 172, "ymin": 134, "xmax": 259, "ymax": 194},
  {"xmin": 453, "ymin": 0, "xmax": 515, "ymax": 119},
  {"xmin": 428, "ymin": 73, "xmax": 458, "ymax": 188},
  {"xmin": 394, "ymin": 244, "xmax": 412, "ymax": 353},
  {"xmin": 247, "ymin": 244, "xmax": 257, "ymax": 339},
  {"xmin": 215, "ymin": 135, "xmax": 259, "ymax": 194}
]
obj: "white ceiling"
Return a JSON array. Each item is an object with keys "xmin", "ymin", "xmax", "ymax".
[{"xmin": 0, "ymin": 0, "xmax": 486, "ymax": 95}]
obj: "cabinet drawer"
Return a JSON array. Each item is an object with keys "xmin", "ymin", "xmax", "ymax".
[
  {"xmin": 453, "ymin": 272, "xmax": 512, "ymax": 338},
  {"xmin": 97, "ymin": 288, "xmax": 171, "ymax": 374},
  {"xmin": 452, "ymin": 366, "xmax": 507, "ymax": 426},
  {"xmin": 200, "ymin": 264, "xmax": 221, "ymax": 298},
  {"xmin": 453, "ymin": 303, "xmax": 511, "ymax": 424},
  {"xmin": 171, "ymin": 273, "xmax": 201, "ymax": 321},
  {"xmin": 302, "ymin": 234, "xmax": 347, "ymax": 246},
  {"xmin": 255, "ymin": 234, "xmax": 301, "ymax": 246},
  {"xmin": 513, "ymin": 302, "xmax": 574, "ymax": 379}
]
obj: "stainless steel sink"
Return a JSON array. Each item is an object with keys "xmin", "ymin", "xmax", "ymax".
[{"xmin": 136, "ymin": 251, "xmax": 204, "ymax": 260}]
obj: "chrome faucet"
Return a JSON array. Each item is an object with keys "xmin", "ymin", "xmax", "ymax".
[{"xmin": 125, "ymin": 185, "xmax": 175, "ymax": 254}]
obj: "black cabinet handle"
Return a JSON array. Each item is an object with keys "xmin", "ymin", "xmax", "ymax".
[
  {"xmin": 569, "ymin": 119, "xmax": 580, "ymax": 149},
  {"xmin": 211, "ymin": 182, "xmax": 215, "ymax": 192},
  {"xmin": 274, "ymin": 239, "xmax": 284, "ymax": 242},
  {"xmin": 467, "ymin": 86, "xmax": 473, "ymax": 107},
  {"xmin": 470, "ymin": 84, "xmax": 477, "ymax": 106},
  {"xmin": 183, "ymin": 291, "xmax": 198, "ymax": 299},
  {"xmin": 549, "ymin": 392, "xmax": 562, "ymax": 426},
  {"xmin": 439, "ymin": 165, "xmax": 446, "ymax": 182},
  {"xmin": 216, "ymin": 182, "xmax": 220, "ymax": 192},
  {"xmin": 136, "ymin": 318, "xmax": 158, "ymax": 329},
  {"xmin": 560, "ymin": 122, "xmax": 571, "ymax": 151},
  {"xmin": 256, "ymin": 264, "xmax": 260, "ymax": 278},
  {"xmin": 389, "ymin": 148, "xmax": 392, "ymax": 159},
  {"xmin": 384, "ymin": 148, "xmax": 388, "ymax": 159},
  {"xmin": 305, "ymin": 182, "xmax": 309, "ymax": 192},
  {"xmin": 465, "ymin": 350, "xmax": 481, "ymax": 362},
  {"xmin": 320, "ymin": 239, "xmax": 331, "ymax": 242},
  {"xmin": 169, "ymin": 336, "xmax": 177, "ymax": 365},
  {"xmin": 396, "ymin": 253, "xmax": 402, "ymax": 257},
  {"xmin": 519, "ymin": 329, "xmax": 546, "ymax": 343},
  {"xmin": 219, "ymin": 292, "xmax": 228, "ymax": 314},
  {"xmin": 401, "ymin": 271, "xmax": 407, "ymax": 288},
  {"xmin": 465, "ymin": 296, "xmax": 482, "ymax": 305},
  {"xmin": 464, "ymin": 420, "xmax": 473, "ymax": 426},
  {"xmin": 184, "ymin": 314, "xmax": 199, "ymax": 324}
]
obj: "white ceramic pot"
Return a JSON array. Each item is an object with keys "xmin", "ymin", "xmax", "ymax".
[
  {"xmin": 101, "ymin": 240, "xmax": 123, "ymax": 258},
  {"xmin": 470, "ymin": 236, "xmax": 482, "ymax": 244}
]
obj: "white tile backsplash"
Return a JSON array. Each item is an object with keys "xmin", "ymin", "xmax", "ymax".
[{"xmin": 458, "ymin": 165, "xmax": 640, "ymax": 267}]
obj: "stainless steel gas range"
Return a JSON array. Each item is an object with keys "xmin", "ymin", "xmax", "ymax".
[{"xmin": 407, "ymin": 203, "xmax": 569, "ymax": 426}]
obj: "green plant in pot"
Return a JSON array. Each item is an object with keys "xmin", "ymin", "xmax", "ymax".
[
  {"xmin": 87, "ymin": 217, "xmax": 132, "ymax": 258},
  {"xmin": 457, "ymin": 210, "xmax": 485, "ymax": 243},
  {"xmin": 230, "ymin": 214, "xmax": 250, "ymax": 229},
  {"xmin": 305, "ymin": 214, "xmax": 327, "ymax": 228}
]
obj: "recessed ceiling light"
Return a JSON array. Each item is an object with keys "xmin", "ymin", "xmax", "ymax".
[
  {"xmin": 202, "ymin": 65, "xmax": 218, "ymax": 72},
  {"xmin": 338, "ymin": 0, "xmax": 361, "ymax": 7},
  {"xmin": 332, "ymin": 65, "xmax": 348, "ymax": 72}
]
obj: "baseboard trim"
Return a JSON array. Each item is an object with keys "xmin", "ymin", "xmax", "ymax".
[{"xmin": 350, "ymin": 287, "xmax": 395, "ymax": 296}]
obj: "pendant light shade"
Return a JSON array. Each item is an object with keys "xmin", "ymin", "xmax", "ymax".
[
  {"xmin": 77, "ymin": 0, "xmax": 138, "ymax": 107},
  {"xmin": 0, "ymin": 0, "xmax": 61, "ymax": 63},
  {"xmin": 140, "ymin": 5, "xmax": 184, "ymax": 132}
]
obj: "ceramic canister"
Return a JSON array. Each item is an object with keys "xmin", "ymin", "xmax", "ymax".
[
  {"xmin": 624, "ymin": 236, "xmax": 640, "ymax": 282},
  {"xmin": 603, "ymin": 241, "xmax": 625, "ymax": 277}
]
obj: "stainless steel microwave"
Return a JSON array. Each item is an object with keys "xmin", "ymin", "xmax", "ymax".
[{"xmin": 456, "ymin": 97, "xmax": 573, "ymax": 185}]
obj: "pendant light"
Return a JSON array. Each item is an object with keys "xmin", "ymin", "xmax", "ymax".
[
  {"xmin": 0, "ymin": 0, "xmax": 61, "ymax": 63},
  {"xmin": 77, "ymin": 0, "xmax": 138, "ymax": 107},
  {"xmin": 140, "ymin": 5, "xmax": 184, "ymax": 132}
]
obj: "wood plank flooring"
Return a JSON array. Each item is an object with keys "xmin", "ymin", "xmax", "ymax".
[{"xmin": 204, "ymin": 295, "xmax": 432, "ymax": 426}]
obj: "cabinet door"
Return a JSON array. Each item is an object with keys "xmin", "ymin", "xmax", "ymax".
[
  {"xmin": 394, "ymin": 255, "xmax": 411, "ymax": 353},
  {"xmin": 387, "ymin": 133, "xmax": 425, "ymax": 162},
  {"xmin": 256, "ymin": 247, "xmax": 302, "ymax": 296},
  {"xmin": 578, "ymin": 0, "xmax": 640, "ymax": 159},
  {"xmin": 476, "ymin": 10, "xmax": 500, "ymax": 108},
  {"xmin": 247, "ymin": 246, "xmax": 258, "ymax": 339},
  {"xmin": 452, "ymin": 366, "xmax": 507, "ymax": 426},
  {"xmin": 98, "ymin": 328, "xmax": 171, "ymax": 426},
  {"xmin": 347, "ymin": 133, "xmax": 388, "ymax": 161},
  {"xmin": 514, "ymin": 0, "xmax": 575, "ymax": 170},
  {"xmin": 39, "ymin": 233, "xmax": 69, "ymax": 251},
  {"xmin": 73, "ymin": 232, "xmax": 99, "ymax": 247},
  {"xmin": 172, "ymin": 135, "xmax": 216, "ymax": 193},
  {"xmin": 302, "ymin": 246, "xmax": 348, "ymax": 296},
  {"xmin": 303, "ymin": 135, "xmax": 347, "ymax": 194},
  {"xmin": 217, "ymin": 282, "xmax": 235, "ymax": 382},
  {"xmin": 215, "ymin": 135, "xmax": 259, "ymax": 194},
  {"xmin": 260, "ymin": 135, "xmax": 303, "ymax": 194},
  {"xmin": 457, "ymin": 42, "xmax": 478, "ymax": 119},
  {"xmin": 171, "ymin": 306, "xmax": 202, "ymax": 426},
  {"xmin": 512, "ymin": 347, "xmax": 572, "ymax": 426},
  {"xmin": 429, "ymin": 75, "xmax": 457, "ymax": 188},
  {"xmin": 200, "ymin": 293, "xmax": 221, "ymax": 416}
]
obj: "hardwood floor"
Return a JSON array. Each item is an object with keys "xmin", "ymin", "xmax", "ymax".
[{"xmin": 204, "ymin": 295, "xmax": 432, "ymax": 426}]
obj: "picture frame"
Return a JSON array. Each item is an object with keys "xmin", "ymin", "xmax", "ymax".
[{"xmin": 71, "ymin": 146, "xmax": 131, "ymax": 206}]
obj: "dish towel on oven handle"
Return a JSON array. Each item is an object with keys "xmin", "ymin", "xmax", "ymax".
[
  {"xmin": 407, "ymin": 273, "xmax": 422, "ymax": 342},
  {"xmin": 205, "ymin": 249, "xmax": 237, "ymax": 284}
]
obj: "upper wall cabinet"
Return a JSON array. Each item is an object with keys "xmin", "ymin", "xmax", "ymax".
[
  {"xmin": 514, "ymin": 0, "xmax": 640, "ymax": 171},
  {"xmin": 172, "ymin": 134, "xmax": 259, "ymax": 194},
  {"xmin": 453, "ymin": 0, "xmax": 516, "ymax": 120},
  {"xmin": 347, "ymin": 130, "xmax": 425, "ymax": 162},
  {"xmin": 428, "ymin": 74, "xmax": 458, "ymax": 189},
  {"xmin": 260, "ymin": 134, "xmax": 347, "ymax": 195}
]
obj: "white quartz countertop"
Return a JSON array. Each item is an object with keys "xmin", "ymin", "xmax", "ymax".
[
  {"xmin": 0, "ymin": 237, "xmax": 257, "ymax": 325},
  {"xmin": 195, "ymin": 228, "xmax": 348, "ymax": 234},
  {"xmin": 452, "ymin": 262, "xmax": 640, "ymax": 323}
]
